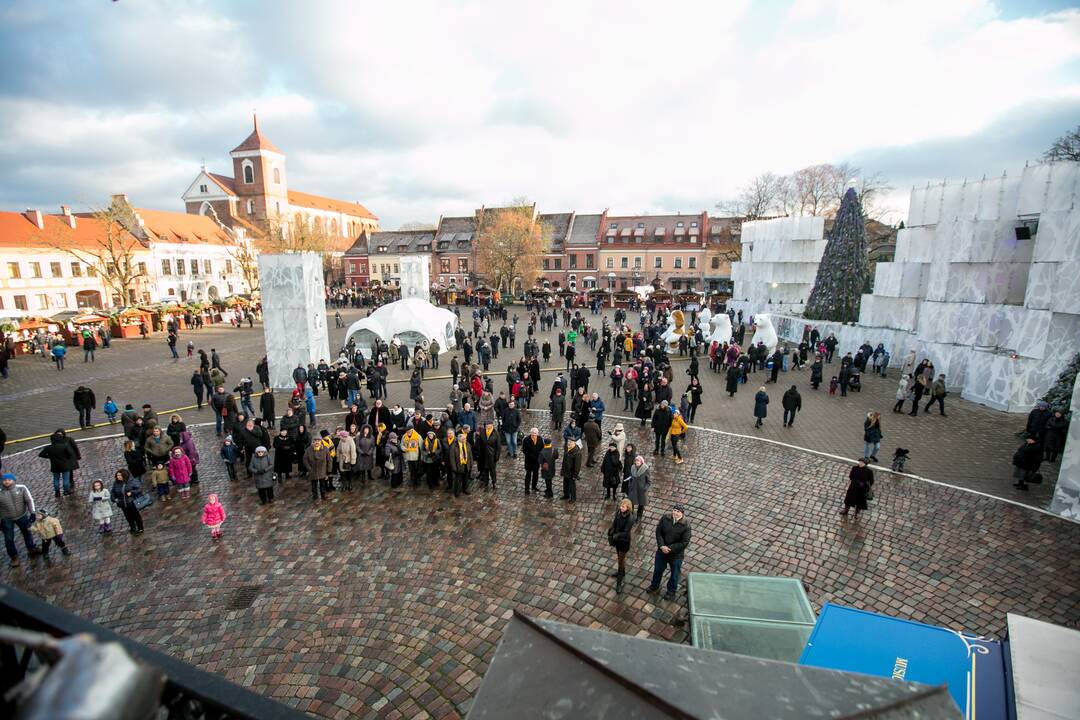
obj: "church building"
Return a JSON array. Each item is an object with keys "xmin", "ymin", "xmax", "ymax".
[{"xmin": 180, "ymin": 116, "xmax": 379, "ymax": 263}]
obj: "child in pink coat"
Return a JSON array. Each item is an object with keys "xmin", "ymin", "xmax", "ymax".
[
  {"xmin": 168, "ymin": 447, "xmax": 193, "ymax": 498},
  {"xmin": 201, "ymin": 493, "xmax": 226, "ymax": 539}
]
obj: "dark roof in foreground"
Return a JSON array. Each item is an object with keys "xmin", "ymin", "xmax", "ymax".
[{"xmin": 467, "ymin": 614, "xmax": 961, "ymax": 720}]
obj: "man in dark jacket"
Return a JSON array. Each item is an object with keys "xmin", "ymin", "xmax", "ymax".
[
  {"xmin": 561, "ymin": 438, "xmax": 583, "ymax": 501},
  {"xmin": 648, "ymin": 505, "xmax": 692, "ymax": 601},
  {"xmin": 651, "ymin": 401, "xmax": 673, "ymax": 456},
  {"xmin": 582, "ymin": 419, "xmax": 602, "ymax": 467},
  {"xmin": 38, "ymin": 431, "xmax": 78, "ymax": 496},
  {"xmin": 237, "ymin": 419, "xmax": 271, "ymax": 477},
  {"xmin": 73, "ymin": 386, "xmax": 96, "ymax": 428},
  {"xmin": 522, "ymin": 428, "xmax": 544, "ymax": 494},
  {"xmin": 538, "ymin": 437, "xmax": 559, "ymax": 498},
  {"xmin": 260, "ymin": 390, "xmax": 275, "ymax": 428},
  {"xmin": 1012, "ymin": 438, "xmax": 1043, "ymax": 491},
  {"xmin": 292, "ymin": 364, "xmax": 308, "ymax": 394},
  {"xmin": 210, "ymin": 387, "xmax": 238, "ymax": 437},
  {"xmin": 475, "ymin": 421, "xmax": 501, "ymax": 489},
  {"xmin": 781, "ymin": 385, "xmax": 802, "ymax": 428}
]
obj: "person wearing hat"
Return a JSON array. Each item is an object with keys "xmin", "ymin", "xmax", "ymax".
[
  {"xmin": 475, "ymin": 420, "xmax": 501, "ymax": 490},
  {"xmin": 250, "ymin": 446, "xmax": 274, "ymax": 504},
  {"xmin": 421, "ymin": 430, "xmax": 442, "ymax": 490},
  {"xmin": 385, "ymin": 432, "xmax": 403, "ymax": 488},
  {"xmin": 601, "ymin": 441, "xmax": 622, "ymax": 500},
  {"xmin": 560, "ymin": 438, "xmax": 582, "ymax": 502},
  {"xmin": 648, "ymin": 504, "xmax": 691, "ymax": 602},
  {"xmin": 449, "ymin": 430, "xmax": 472, "ymax": 497}
]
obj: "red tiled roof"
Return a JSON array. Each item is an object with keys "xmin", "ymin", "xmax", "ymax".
[
  {"xmin": 208, "ymin": 173, "xmax": 236, "ymax": 196},
  {"xmin": 231, "ymin": 117, "xmax": 283, "ymax": 154},
  {"xmin": 287, "ymin": 189, "xmax": 378, "ymax": 221},
  {"xmin": 0, "ymin": 211, "xmax": 144, "ymax": 249},
  {"xmin": 135, "ymin": 208, "xmax": 233, "ymax": 245}
]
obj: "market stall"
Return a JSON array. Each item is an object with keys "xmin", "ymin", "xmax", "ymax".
[
  {"xmin": 5, "ymin": 317, "xmax": 60, "ymax": 355},
  {"xmin": 588, "ymin": 288, "xmax": 613, "ymax": 308},
  {"xmin": 110, "ymin": 308, "xmax": 153, "ymax": 339},
  {"xmin": 612, "ymin": 289, "xmax": 637, "ymax": 309},
  {"xmin": 52, "ymin": 311, "xmax": 110, "ymax": 346}
]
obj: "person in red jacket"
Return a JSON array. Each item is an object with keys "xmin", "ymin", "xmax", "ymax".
[{"xmin": 200, "ymin": 493, "xmax": 226, "ymax": 539}]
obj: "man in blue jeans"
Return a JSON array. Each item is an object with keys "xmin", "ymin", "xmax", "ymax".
[
  {"xmin": 647, "ymin": 504, "xmax": 692, "ymax": 602},
  {"xmin": 0, "ymin": 473, "xmax": 40, "ymax": 567}
]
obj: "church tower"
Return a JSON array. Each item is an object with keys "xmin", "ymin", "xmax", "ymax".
[{"xmin": 229, "ymin": 114, "xmax": 289, "ymax": 228}]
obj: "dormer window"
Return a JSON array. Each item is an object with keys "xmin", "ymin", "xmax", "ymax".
[
  {"xmin": 637, "ymin": 222, "xmax": 644, "ymax": 228},
  {"xmin": 690, "ymin": 222, "xmax": 698, "ymax": 228},
  {"xmin": 676, "ymin": 222, "xmax": 684, "ymax": 228},
  {"xmin": 378, "ymin": 245, "xmax": 388, "ymax": 252}
]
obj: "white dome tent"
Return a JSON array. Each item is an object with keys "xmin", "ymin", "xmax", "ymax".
[{"xmin": 344, "ymin": 298, "xmax": 458, "ymax": 355}]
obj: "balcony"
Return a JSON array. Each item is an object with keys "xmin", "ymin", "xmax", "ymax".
[{"xmin": 0, "ymin": 583, "xmax": 305, "ymax": 720}]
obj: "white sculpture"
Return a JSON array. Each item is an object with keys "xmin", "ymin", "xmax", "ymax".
[
  {"xmin": 707, "ymin": 313, "xmax": 733, "ymax": 345},
  {"xmin": 753, "ymin": 314, "xmax": 779, "ymax": 356},
  {"xmin": 660, "ymin": 309, "xmax": 689, "ymax": 352}
]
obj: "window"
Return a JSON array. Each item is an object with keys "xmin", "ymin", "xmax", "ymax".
[
  {"xmin": 247, "ymin": 199, "xmax": 255, "ymax": 215},
  {"xmin": 569, "ymin": 254, "xmax": 577, "ymax": 269},
  {"xmin": 54, "ymin": 293, "xmax": 68, "ymax": 308},
  {"xmin": 243, "ymin": 161, "xmax": 254, "ymax": 184},
  {"xmin": 87, "ymin": 265, "xmax": 98, "ymax": 277},
  {"xmin": 275, "ymin": 201, "xmax": 282, "ymax": 215},
  {"xmin": 36, "ymin": 293, "xmax": 50, "ymax": 309},
  {"xmin": 6, "ymin": 262, "xmax": 19, "ymax": 279},
  {"xmin": 688, "ymin": 257, "xmax": 697, "ymax": 269},
  {"xmin": 711, "ymin": 257, "xmax": 720, "ymax": 270},
  {"xmin": 440, "ymin": 259, "xmax": 451, "ymax": 273},
  {"xmin": 273, "ymin": 167, "xmax": 281, "ymax": 184},
  {"xmin": 676, "ymin": 222, "xmax": 684, "ymax": 228},
  {"xmin": 543, "ymin": 259, "xmax": 550, "ymax": 270},
  {"xmin": 620, "ymin": 257, "xmax": 628, "ymax": 269},
  {"xmin": 585, "ymin": 254, "xmax": 594, "ymax": 269},
  {"xmin": 14, "ymin": 295, "xmax": 27, "ymax": 311},
  {"xmin": 199, "ymin": 184, "xmax": 208, "ymax": 193},
  {"xmin": 204, "ymin": 259, "xmax": 212, "ymax": 274},
  {"xmin": 181, "ymin": 290, "xmax": 188, "ymax": 301},
  {"xmin": 457, "ymin": 259, "xmax": 467, "ymax": 273},
  {"xmin": 176, "ymin": 259, "xmax": 185, "ymax": 275},
  {"xmin": 136, "ymin": 263, "xmax": 145, "ymax": 277},
  {"xmin": 690, "ymin": 221, "xmax": 698, "ymax": 228},
  {"xmin": 188, "ymin": 259, "xmax": 197, "ymax": 275},
  {"xmin": 394, "ymin": 264, "xmax": 400, "ymax": 274},
  {"xmin": 70, "ymin": 262, "xmax": 82, "ymax": 277},
  {"xmin": 637, "ymin": 222, "xmax": 644, "ymax": 228},
  {"xmin": 553, "ymin": 258, "xmax": 562, "ymax": 271},
  {"xmin": 225, "ymin": 260, "xmax": 234, "ymax": 274},
  {"xmin": 674, "ymin": 257, "xmax": 683, "ymax": 269},
  {"xmin": 30, "ymin": 262, "xmax": 42, "ymax": 278},
  {"xmin": 606, "ymin": 257, "xmax": 614, "ymax": 269},
  {"xmin": 609, "ymin": 223, "xmax": 617, "ymax": 230},
  {"xmin": 161, "ymin": 259, "xmax": 172, "ymax": 275},
  {"xmin": 671, "ymin": 280, "xmax": 681, "ymax": 290},
  {"xmin": 654, "ymin": 257, "xmax": 663, "ymax": 269},
  {"xmin": 634, "ymin": 257, "xmax": 641, "ymax": 269},
  {"xmin": 49, "ymin": 262, "xmax": 62, "ymax": 277},
  {"xmin": 359, "ymin": 261, "xmax": 367, "ymax": 274}
]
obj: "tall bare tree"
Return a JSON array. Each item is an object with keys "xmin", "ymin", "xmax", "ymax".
[
  {"xmin": 475, "ymin": 204, "xmax": 549, "ymax": 293},
  {"xmin": 715, "ymin": 171, "xmax": 792, "ymax": 219},
  {"xmin": 40, "ymin": 201, "xmax": 147, "ymax": 306},
  {"xmin": 224, "ymin": 237, "xmax": 260, "ymax": 293},
  {"xmin": 1043, "ymin": 125, "xmax": 1080, "ymax": 162}
]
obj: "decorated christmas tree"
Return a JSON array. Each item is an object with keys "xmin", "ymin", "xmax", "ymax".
[
  {"xmin": 803, "ymin": 187, "xmax": 869, "ymax": 323},
  {"xmin": 1041, "ymin": 352, "xmax": 1079, "ymax": 415}
]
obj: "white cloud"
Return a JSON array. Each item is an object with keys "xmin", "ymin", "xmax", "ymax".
[{"xmin": 1, "ymin": 0, "xmax": 1077, "ymax": 227}]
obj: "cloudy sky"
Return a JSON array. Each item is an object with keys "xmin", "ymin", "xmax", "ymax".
[{"xmin": 1, "ymin": 0, "xmax": 1077, "ymax": 228}]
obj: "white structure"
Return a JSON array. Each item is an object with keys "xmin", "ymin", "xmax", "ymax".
[
  {"xmin": 398, "ymin": 255, "xmax": 431, "ymax": 302},
  {"xmin": 345, "ymin": 298, "xmax": 457, "ymax": 356},
  {"xmin": 258, "ymin": 253, "xmax": 330, "ymax": 389},
  {"xmin": 743, "ymin": 162, "xmax": 1080, "ymax": 413},
  {"xmin": 729, "ymin": 216, "xmax": 826, "ymax": 317},
  {"xmin": 1049, "ymin": 372, "xmax": 1080, "ymax": 520}
]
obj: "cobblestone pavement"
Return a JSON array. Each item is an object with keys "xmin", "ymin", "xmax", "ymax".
[
  {"xmin": 0, "ymin": 306, "xmax": 1059, "ymax": 509},
  {"xmin": 1, "ymin": 416, "xmax": 1077, "ymax": 718}
]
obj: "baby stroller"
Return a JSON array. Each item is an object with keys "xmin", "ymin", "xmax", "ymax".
[
  {"xmin": 848, "ymin": 371, "xmax": 862, "ymax": 392},
  {"xmin": 891, "ymin": 448, "xmax": 910, "ymax": 472}
]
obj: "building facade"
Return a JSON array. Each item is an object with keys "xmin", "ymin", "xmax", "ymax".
[
  {"xmin": 596, "ymin": 212, "xmax": 709, "ymax": 292},
  {"xmin": 364, "ymin": 230, "xmax": 436, "ymax": 287}
]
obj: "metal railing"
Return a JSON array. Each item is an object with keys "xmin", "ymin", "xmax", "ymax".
[{"xmin": 0, "ymin": 583, "xmax": 307, "ymax": 720}]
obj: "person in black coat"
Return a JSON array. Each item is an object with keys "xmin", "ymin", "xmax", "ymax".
[
  {"xmin": 272, "ymin": 429, "xmax": 294, "ymax": 480},
  {"xmin": 521, "ymin": 428, "xmax": 543, "ymax": 494},
  {"xmin": 809, "ymin": 358, "xmax": 824, "ymax": 390},
  {"xmin": 651, "ymin": 402, "xmax": 673, "ymax": 456},
  {"xmin": 260, "ymin": 390, "xmax": 275, "ymax": 428},
  {"xmin": 1024, "ymin": 402, "xmax": 1053, "ymax": 442},
  {"xmin": 607, "ymin": 499, "xmax": 636, "ymax": 593},
  {"xmin": 647, "ymin": 505, "xmax": 692, "ymax": 601},
  {"xmin": 1043, "ymin": 411, "xmax": 1068, "ymax": 463},
  {"xmin": 601, "ymin": 442, "xmax": 622, "ymax": 500},
  {"xmin": 1011, "ymin": 437, "xmax": 1043, "ymax": 491},
  {"xmin": 475, "ymin": 422, "xmax": 501, "ymax": 489},
  {"xmin": 753, "ymin": 387, "xmax": 769, "ymax": 428},
  {"xmin": 840, "ymin": 459, "xmax": 874, "ymax": 517},
  {"xmin": 190, "ymin": 371, "xmax": 206, "ymax": 409},
  {"xmin": 39, "ymin": 431, "xmax": 78, "ymax": 496},
  {"xmin": 781, "ymin": 386, "xmax": 802, "ymax": 428},
  {"xmin": 73, "ymin": 386, "xmax": 96, "ymax": 428},
  {"xmin": 725, "ymin": 365, "xmax": 740, "ymax": 397}
]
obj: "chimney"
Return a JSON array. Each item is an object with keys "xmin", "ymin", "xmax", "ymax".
[
  {"xmin": 24, "ymin": 209, "xmax": 44, "ymax": 229},
  {"xmin": 60, "ymin": 205, "xmax": 76, "ymax": 228}
]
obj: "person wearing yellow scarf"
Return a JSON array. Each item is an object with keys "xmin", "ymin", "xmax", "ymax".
[{"xmin": 450, "ymin": 430, "xmax": 471, "ymax": 497}]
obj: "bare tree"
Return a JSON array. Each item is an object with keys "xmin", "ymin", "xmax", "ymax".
[
  {"xmin": 1043, "ymin": 125, "xmax": 1080, "ymax": 162},
  {"xmin": 224, "ymin": 237, "xmax": 260, "ymax": 293},
  {"xmin": 715, "ymin": 172, "xmax": 791, "ymax": 219},
  {"xmin": 830, "ymin": 163, "xmax": 894, "ymax": 220},
  {"xmin": 475, "ymin": 205, "xmax": 549, "ymax": 293},
  {"xmin": 40, "ymin": 201, "xmax": 147, "ymax": 306}
]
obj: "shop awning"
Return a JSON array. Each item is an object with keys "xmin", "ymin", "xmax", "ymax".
[{"xmin": 800, "ymin": 604, "xmax": 1007, "ymax": 720}]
